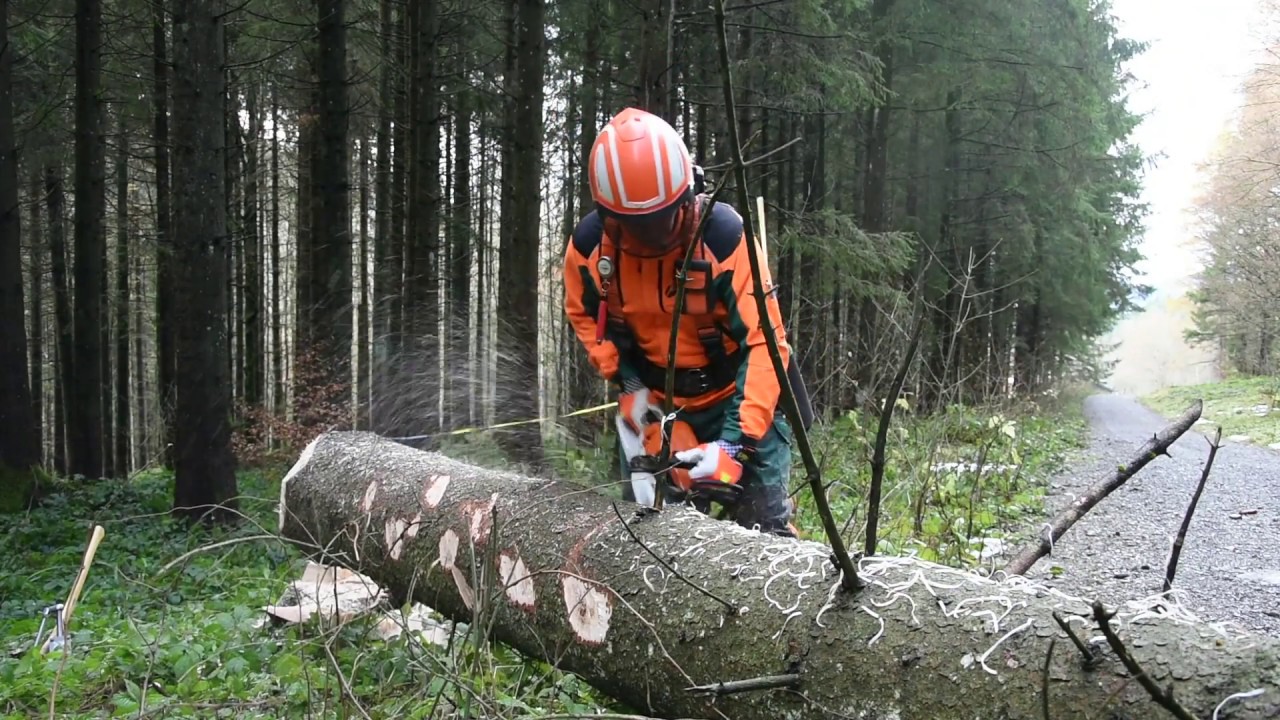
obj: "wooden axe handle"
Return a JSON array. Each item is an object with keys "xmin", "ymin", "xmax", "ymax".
[
  {"xmin": 61, "ymin": 525, "xmax": 105, "ymax": 629},
  {"xmin": 756, "ymin": 195, "xmax": 768, "ymax": 267}
]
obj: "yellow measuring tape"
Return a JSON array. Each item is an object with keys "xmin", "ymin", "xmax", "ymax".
[{"xmin": 391, "ymin": 401, "xmax": 619, "ymax": 442}]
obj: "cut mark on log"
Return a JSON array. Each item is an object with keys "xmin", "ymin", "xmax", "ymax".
[
  {"xmin": 563, "ymin": 574, "xmax": 613, "ymax": 645},
  {"xmin": 439, "ymin": 529, "xmax": 459, "ymax": 570},
  {"xmin": 422, "ymin": 474, "xmax": 450, "ymax": 508},
  {"xmin": 437, "ymin": 529, "xmax": 475, "ymax": 610},
  {"xmin": 385, "ymin": 517, "xmax": 406, "ymax": 558},
  {"xmin": 469, "ymin": 493, "xmax": 498, "ymax": 543},
  {"xmin": 360, "ymin": 480, "xmax": 379, "ymax": 514},
  {"xmin": 499, "ymin": 551, "xmax": 536, "ymax": 611},
  {"xmin": 277, "ymin": 436, "xmax": 318, "ymax": 531},
  {"xmin": 384, "ymin": 513, "xmax": 421, "ymax": 561}
]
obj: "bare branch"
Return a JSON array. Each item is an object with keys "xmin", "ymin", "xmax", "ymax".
[
  {"xmin": 711, "ymin": 0, "xmax": 862, "ymax": 592},
  {"xmin": 1092, "ymin": 601, "xmax": 1199, "ymax": 720},
  {"xmin": 1002, "ymin": 401, "xmax": 1203, "ymax": 575},
  {"xmin": 1163, "ymin": 427, "xmax": 1223, "ymax": 594}
]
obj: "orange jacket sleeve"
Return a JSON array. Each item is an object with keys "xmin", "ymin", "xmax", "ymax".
[
  {"xmin": 563, "ymin": 235, "xmax": 623, "ymax": 381},
  {"xmin": 713, "ymin": 232, "xmax": 792, "ymax": 446}
]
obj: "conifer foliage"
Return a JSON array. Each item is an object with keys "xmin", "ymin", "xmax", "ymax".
[{"xmin": 0, "ymin": 0, "xmax": 1147, "ymax": 510}]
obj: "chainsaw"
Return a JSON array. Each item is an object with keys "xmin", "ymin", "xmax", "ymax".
[{"xmin": 627, "ymin": 452, "xmax": 746, "ymax": 520}]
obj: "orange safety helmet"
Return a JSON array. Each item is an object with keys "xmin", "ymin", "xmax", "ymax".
[
  {"xmin": 588, "ymin": 108, "xmax": 696, "ymax": 252},
  {"xmin": 642, "ymin": 419, "xmax": 699, "ymax": 492}
]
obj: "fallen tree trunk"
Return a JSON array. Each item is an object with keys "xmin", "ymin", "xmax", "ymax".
[{"xmin": 278, "ymin": 431, "xmax": 1279, "ymax": 720}]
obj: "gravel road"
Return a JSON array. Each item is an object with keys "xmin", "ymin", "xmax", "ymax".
[{"xmin": 1022, "ymin": 393, "xmax": 1280, "ymax": 638}]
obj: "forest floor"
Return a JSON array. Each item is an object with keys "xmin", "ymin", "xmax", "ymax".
[{"xmin": 1021, "ymin": 392, "xmax": 1280, "ymax": 638}]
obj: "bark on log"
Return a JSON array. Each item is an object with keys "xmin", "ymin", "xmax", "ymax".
[{"xmin": 278, "ymin": 431, "xmax": 1279, "ymax": 720}]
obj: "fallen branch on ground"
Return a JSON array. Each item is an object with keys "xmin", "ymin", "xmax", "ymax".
[
  {"xmin": 1092, "ymin": 599, "xmax": 1199, "ymax": 720},
  {"xmin": 277, "ymin": 430, "xmax": 1278, "ymax": 720},
  {"xmin": 1164, "ymin": 426, "xmax": 1222, "ymax": 594},
  {"xmin": 1002, "ymin": 400, "xmax": 1203, "ymax": 576}
]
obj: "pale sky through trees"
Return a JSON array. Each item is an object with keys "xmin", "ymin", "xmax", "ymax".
[
  {"xmin": 1110, "ymin": 0, "xmax": 1268, "ymax": 297},
  {"xmin": 1098, "ymin": 0, "xmax": 1270, "ymax": 394}
]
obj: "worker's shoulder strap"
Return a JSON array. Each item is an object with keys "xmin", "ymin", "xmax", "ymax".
[
  {"xmin": 696, "ymin": 198, "xmax": 744, "ymax": 265},
  {"xmin": 570, "ymin": 209, "xmax": 606, "ymax": 259}
]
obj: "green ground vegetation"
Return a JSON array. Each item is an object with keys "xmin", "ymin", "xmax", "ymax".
[{"xmin": 1145, "ymin": 375, "xmax": 1280, "ymax": 446}]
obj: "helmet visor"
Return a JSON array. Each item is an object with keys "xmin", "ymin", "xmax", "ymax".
[{"xmin": 615, "ymin": 203, "xmax": 683, "ymax": 250}]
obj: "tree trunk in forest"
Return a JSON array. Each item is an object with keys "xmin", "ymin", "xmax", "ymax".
[
  {"xmin": 403, "ymin": 0, "xmax": 440, "ymax": 436},
  {"xmin": 294, "ymin": 92, "xmax": 316, "ymax": 357},
  {"xmin": 270, "ymin": 87, "xmax": 284, "ymax": 417},
  {"xmin": 71, "ymin": 0, "xmax": 106, "ymax": 479},
  {"xmin": 226, "ymin": 72, "xmax": 243, "ymax": 405},
  {"xmin": 854, "ymin": 0, "xmax": 896, "ymax": 402},
  {"xmin": 376, "ymin": 1, "xmax": 408, "ymax": 434},
  {"xmin": 799, "ymin": 112, "xmax": 826, "ymax": 411},
  {"xmin": 101, "ymin": 116, "xmax": 114, "ymax": 480},
  {"xmin": 153, "ymin": 0, "xmax": 176, "ymax": 466},
  {"xmin": 114, "ymin": 117, "xmax": 131, "ymax": 476},
  {"xmin": 309, "ymin": 0, "xmax": 352, "ymax": 428},
  {"xmin": 27, "ymin": 171, "xmax": 45, "ymax": 465},
  {"xmin": 244, "ymin": 82, "xmax": 263, "ymax": 408},
  {"xmin": 776, "ymin": 112, "xmax": 795, "ymax": 328},
  {"xmin": 637, "ymin": 0, "xmax": 673, "ymax": 120},
  {"xmin": 133, "ymin": 236, "xmax": 147, "ymax": 465},
  {"xmin": 279, "ymin": 431, "xmax": 1280, "ymax": 720},
  {"xmin": 371, "ymin": 0, "xmax": 389, "ymax": 425},
  {"xmin": 170, "ymin": 0, "xmax": 238, "ymax": 523},
  {"xmin": 47, "ymin": 165, "xmax": 72, "ymax": 474},
  {"xmin": 925, "ymin": 87, "xmax": 963, "ymax": 411},
  {"xmin": 372, "ymin": 0, "xmax": 394, "ymax": 432},
  {"xmin": 568, "ymin": 17, "xmax": 603, "ymax": 423},
  {"xmin": 449, "ymin": 90, "xmax": 472, "ymax": 429},
  {"xmin": 497, "ymin": 0, "xmax": 546, "ymax": 465},
  {"xmin": 474, "ymin": 122, "xmax": 489, "ymax": 426},
  {"xmin": 357, "ymin": 132, "xmax": 371, "ymax": 430},
  {"xmin": 0, "ymin": 0, "xmax": 40, "ymax": 478}
]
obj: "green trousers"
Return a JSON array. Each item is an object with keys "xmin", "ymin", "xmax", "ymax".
[{"xmin": 618, "ymin": 396, "xmax": 795, "ymax": 535}]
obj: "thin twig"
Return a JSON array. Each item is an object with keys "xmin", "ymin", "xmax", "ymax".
[
  {"xmin": 711, "ymin": 0, "xmax": 862, "ymax": 591},
  {"xmin": 1091, "ymin": 600, "xmax": 1199, "ymax": 720},
  {"xmin": 686, "ymin": 673, "xmax": 802, "ymax": 696},
  {"xmin": 655, "ymin": 172, "xmax": 734, "ymax": 510},
  {"xmin": 1041, "ymin": 637, "xmax": 1056, "ymax": 720},
  {"xmin": 866, "ymin": 273, "xmax": 926, "ymax": 557},
  {"xmin": 702, "ymin": 136, "xmax": 803, "ymax": 171},
  {"xmin": 1052, "ymin": 611, "xmax": 1100, "ymax": 669},
  {"xmin": 1164, "ymin": 426, "xmax": 1221, "ymax": 593},
  {"xmin": 155, "ymin": 533, "xmax": 280, "ymax": 575},
  {"xmin": 611, "ymin": 503, "xmax": 736, "ymax": 613}
]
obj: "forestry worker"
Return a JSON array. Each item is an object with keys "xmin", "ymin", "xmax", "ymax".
[{"xmin": 561, "ymin": 106, "xmax": 801, "ymax": 538}]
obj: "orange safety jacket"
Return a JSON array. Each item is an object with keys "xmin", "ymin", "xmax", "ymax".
[{"xmin": 562, "ymin": 197, "xmax": 792, "ymax": 447}]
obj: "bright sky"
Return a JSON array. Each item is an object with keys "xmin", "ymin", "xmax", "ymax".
[{"xmin": 1108, "ymin": 0, "xmax": 1271, "ymax": 297}]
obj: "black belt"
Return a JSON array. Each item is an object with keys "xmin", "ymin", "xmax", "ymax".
[{"xmin": 631, "ymin": 351, "xmax": 742, "ymax": 397}]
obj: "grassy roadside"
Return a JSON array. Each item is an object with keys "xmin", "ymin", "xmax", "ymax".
[
  {"xmin": 1144, "ymin": 375, "xmax": 1280, "ymax": 446},
  {"xmin": 0, "ymin": 385, "xmax": 1091, "ymax": 718}
]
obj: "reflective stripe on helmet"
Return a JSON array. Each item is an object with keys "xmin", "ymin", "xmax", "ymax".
[{"xmin": 589, "ymin": 108, "xmax": 692, "ymax": 216}]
